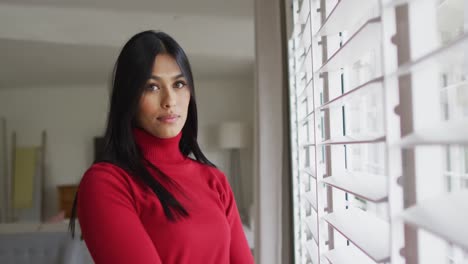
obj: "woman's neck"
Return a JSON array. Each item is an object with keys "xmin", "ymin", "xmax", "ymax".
[{"xmin": 132, "ymin": 127, "xmax": 186, "ymax": 164}]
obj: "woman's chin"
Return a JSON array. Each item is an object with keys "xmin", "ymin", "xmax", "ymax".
[{"xmin": 153, "ymin": 128, "xmax": 181, "ymax": 139}]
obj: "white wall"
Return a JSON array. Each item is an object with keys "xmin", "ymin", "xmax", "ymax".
[
  {"xmin": 196, "ymin": 77, "xmax": 255, "ymax": 210},
  {"xmin": 0, "ymin": 76, "xmax": 254, "ymax": 220}
]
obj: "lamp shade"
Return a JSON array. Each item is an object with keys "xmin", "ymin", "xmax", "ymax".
[{"xmin": 218, "ymin": 122, "xmax": 248, "ymax": 149}]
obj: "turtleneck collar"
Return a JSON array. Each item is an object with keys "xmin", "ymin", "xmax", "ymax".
[{"xmin": 132, "ymin": 127, "xmax": 187, "ymax": 164}]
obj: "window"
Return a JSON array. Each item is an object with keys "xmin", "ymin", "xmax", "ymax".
[{"xmin": 288, "ymin": 0, "xmax": 467, "ymax": 263}]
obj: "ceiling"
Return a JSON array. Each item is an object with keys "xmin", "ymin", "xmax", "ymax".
[
  {"xmin": 0, "ymin": 0, "xmax": 254, "ymax": 17},
  {"xmin": 0, "ymin": 0, "xmax": 255, "ymax": 88}
]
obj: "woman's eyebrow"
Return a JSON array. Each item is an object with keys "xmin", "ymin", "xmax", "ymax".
[{"xmin": 149, "ymin": 73, "xmax": 184, "ymax": 81}]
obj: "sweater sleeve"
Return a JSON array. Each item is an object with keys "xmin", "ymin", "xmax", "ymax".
[
  {"xmin": 77, "ymin": 163, "xmax": 162, "ymax": 264},
  {"xmin": 217, "ymin": 171, "xmax": 255, "ymax": 264}
]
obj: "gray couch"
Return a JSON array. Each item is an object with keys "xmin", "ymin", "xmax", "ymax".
[{"xmin": 0, "ymin": 222, "xmax": 92, "ymax": 264}]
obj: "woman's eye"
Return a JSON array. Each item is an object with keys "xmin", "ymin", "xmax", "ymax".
[
  {"xmin": 174, "ymin": 81, "xmax": 186, "ymax": 89},
  {"xmin": 147, "ymin": 84, "xmax": 159, "ymax": 91}
]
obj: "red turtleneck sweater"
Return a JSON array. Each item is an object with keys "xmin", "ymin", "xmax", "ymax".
[{"xmin": 77, "ymin": 128, "xmax": 254, "ymax": 264}]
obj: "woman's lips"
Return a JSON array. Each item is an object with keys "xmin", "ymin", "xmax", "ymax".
[{"xmin": 157, "ymin": 115, "xmax": 179, "ymax": 124}]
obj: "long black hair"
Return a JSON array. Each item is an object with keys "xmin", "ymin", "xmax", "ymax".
[{"xmin": 69, "ymin": 30, "xmax": 215, "ymax": 238}]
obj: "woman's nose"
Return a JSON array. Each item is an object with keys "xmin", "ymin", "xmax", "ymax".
[{"xmin": 161, "ymin": 89, "xmax": 176, "ymax": 109}]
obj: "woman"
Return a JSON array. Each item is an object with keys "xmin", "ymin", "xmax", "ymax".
[{"xmin": 69, "ymin": 30, "xmax": 254, "ymax": 264}]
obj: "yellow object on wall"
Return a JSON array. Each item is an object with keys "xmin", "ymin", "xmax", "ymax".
[{"xmin": 13, "ymin": 147, "xmax": 38, "ymax": 209}]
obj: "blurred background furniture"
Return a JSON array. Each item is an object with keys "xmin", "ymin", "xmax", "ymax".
[
  {"xmin": 57, "ymin": 184, "xmax": 79, "ymax": 219},
  {"xmin": 0, "ymin": 126, "xmax": 47, "ymax": 223},
  {"xmin": 0, "ymin": 222, "xmax": 93, "ymax": 264},
  {"xmin": 10, "ymin": 131, "xmax": 47, "ymax": 222},
  {"xmin": 218, "ymin": 121, "xmax": 249, "ymax": 223}
]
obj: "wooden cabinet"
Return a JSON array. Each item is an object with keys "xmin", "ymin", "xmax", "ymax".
[{"xmin": 57, "ymin": 184, "xmax": 78, "ymax": 219}]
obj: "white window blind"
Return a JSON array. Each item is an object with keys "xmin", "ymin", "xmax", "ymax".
[{"xmin": 287, "ymin": 0, "xmax": 468, "ymax": 263}]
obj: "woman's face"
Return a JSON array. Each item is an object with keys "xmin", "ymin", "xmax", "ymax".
[{"xmin": 136, "ymin": 54, "xmax": 191, "ymax": 139}]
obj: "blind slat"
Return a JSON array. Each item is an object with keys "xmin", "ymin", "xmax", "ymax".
[
  {"xmin": 303, "ymin": 217, "xmax": 319, "ymax": 244},
  {"xmin": 298, "ymin": 107, "xmax": 314, "ymax": 125},
  {"xmin": 300, "ymin": 142, "xmax": 316, "ymax": 148},
  {"xmin": 322, "ymin": 172, "xmax": 388, "ymax": 202},
  {"xmin": 298, "ymin": 80, "xmax": 313, "ymax": 102},
  {"xmin": 390, "ymin": 31, "xmax": 468, "ymax": 77},
  {"xmin": 297, "ymin": 0, "xmax": 311, "ymax": 25},
  {"xmin": 298, "ymin": 47, "xmax": 313, "ymax": 83},
  {"xmin": 318, "ymin": 76, "xmax": 383, "ymax": 110},
  {"xmin": 297, "ymin": 14, "xmax": 312, "ymax": 53},
  {"xmin": 440, "ymin": 80, "xmax": 468, "ymax": 92},
  {"xmin": 303, "ymin": 191, "xmax": 317, "ymax": 212},
  {"xmin": 314, "ymin": 0, "xmax": 378, "ymax": 37},
  {"xmin": 397, "ymin": 121, "xmax": 468, "ymax": 147},
  {"xmin": 401, "ymin": 191, "xmax": 468, "ymax": 251},
  {"xmin": 301, "ymin": 168, "xmax": 316, "ymax": 179},
  {"xmin": 323, "ymin": 245, "xmax": 376, "ymax": 264},
  {"xmin": 303, "ymin": 239, "xmax": 319, "ymax": 263},
  {"xmin": 319, "ymin": 135, "xmax": 386, "ymax": 145},
  {"xmin": 323, "ymin": 208, "xmax": 391, "ymax": 263},
  {"xmin": 317, "ymin": 17, "xmax": 381, "ymax": 74}
]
